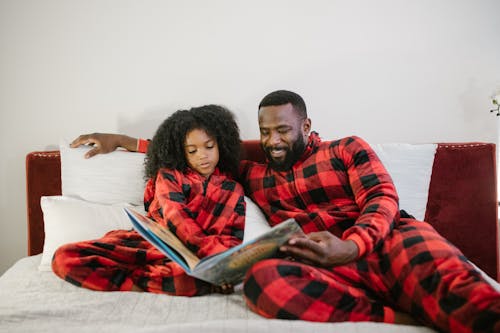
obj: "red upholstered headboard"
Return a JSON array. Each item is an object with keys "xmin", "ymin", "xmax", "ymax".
[{"xmin": 26, "ymin": 141, "xmax": 499, "ymax": 280}]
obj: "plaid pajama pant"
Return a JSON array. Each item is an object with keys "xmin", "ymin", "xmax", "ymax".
[
  {"xmin": 52, "ymin": 229, "xmax": 212, "ymax": 296},
  {"xmin": 243, "ymin": 219, "xmax": 500, "ymax": 333}
]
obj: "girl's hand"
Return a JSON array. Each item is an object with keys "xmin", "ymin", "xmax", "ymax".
[
  {"xmin": 212, "ymin": 282, "xmax": 234, "ymax": 294},
  {"xmin": 280, "ymin": 231, "xmax": 359, "ymax": 267}
]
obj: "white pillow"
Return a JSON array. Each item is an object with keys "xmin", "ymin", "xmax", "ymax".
[
  {"xmin": 371, "ymin": 143, "xmax": 437, "ymax": 221},
  {"xmin": 60, "ymin": 140, "xmax": 146, "ymax": 206},
  {"xmin": 243, "ymin": 196, "xmax": 271, "ymax": 242},
  {"xmin": 40, "ymin": 196, "xmax": 139, "ymax": 271}
]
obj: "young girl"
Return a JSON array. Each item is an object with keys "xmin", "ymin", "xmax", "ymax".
[{"xmin": 52, "ymin": 105, "xmax": 245, "ymax": 296}]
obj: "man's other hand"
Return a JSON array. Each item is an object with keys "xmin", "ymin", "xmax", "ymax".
[{"xmin": 70, "ymin": 133, "xmax": 139, "ymax": 159}]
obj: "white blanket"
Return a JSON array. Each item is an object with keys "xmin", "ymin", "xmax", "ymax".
[{"xmin": 0, "ymin": 255, "xmax": 437, "ymax": 333}]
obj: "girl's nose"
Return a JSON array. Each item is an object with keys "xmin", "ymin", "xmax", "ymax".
[{"xmin": 198, "ymin": 150, "xmax": 208, "ymax": 159}]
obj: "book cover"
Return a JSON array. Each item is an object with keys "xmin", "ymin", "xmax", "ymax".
[{"xmin": 124, "ymin": 207, "xmax": 303, "ymax": 285}]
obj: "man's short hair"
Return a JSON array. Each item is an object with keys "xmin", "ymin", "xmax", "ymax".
[{"xmin": 258, "ymin": 90, "xmax": 307, "ymax": 119}]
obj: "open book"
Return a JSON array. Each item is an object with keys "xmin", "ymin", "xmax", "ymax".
[{"xmin": 124, "ymin": 207, "xmax": 303, "ymax": 285}]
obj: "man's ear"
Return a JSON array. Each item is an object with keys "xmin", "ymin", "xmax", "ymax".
[{"xmin": 302, "ymin": 118, "xmax": 311, "ymax": 135}]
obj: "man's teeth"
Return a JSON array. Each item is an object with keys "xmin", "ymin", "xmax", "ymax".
[{"xmin": 270, "ymin": 148, "xmax": 285, "ymax": 157}]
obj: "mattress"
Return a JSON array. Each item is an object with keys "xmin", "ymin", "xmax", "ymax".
[{"xmin": 0, "ymin": 255, "xmax": 438, "ymax": 333}]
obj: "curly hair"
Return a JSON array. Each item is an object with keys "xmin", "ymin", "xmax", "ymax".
[{"xmin": 144, "ymin": 105, "xmax": 241, "ymax": 180}]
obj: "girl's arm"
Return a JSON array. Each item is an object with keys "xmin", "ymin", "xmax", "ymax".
[{"xmin": 149, "ymin": 170, "xmax": 245, "ymax": 258}]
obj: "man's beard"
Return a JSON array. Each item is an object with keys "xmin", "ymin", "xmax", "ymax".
[{"xmin": 264, "ymin": 136, "xmax": 307, "ymax": 172}]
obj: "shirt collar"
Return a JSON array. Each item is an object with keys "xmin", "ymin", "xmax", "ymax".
[
  {"xmin": 185, "ymin": 166, "xmax": 225, "ymax": 183},
  {"xmin": 297, "ymin": 131, "xmax": 321, "ymax": 163}
]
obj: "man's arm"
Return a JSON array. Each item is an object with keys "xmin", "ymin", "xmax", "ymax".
[
  {"xmin": 339, "ymin": 136, "xmax": 400, "ymax": 258},
  {"xmin": 284, "ymin": 136, "xmax": 399, "ymax": 265},
  {"xmin": 70, "ymin": 133, "xmax": 142, "ymax": 158}
]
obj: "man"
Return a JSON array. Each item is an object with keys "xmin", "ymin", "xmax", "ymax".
[{"xmin": 72, "ymin": 90, "xmax": 500, "ymax": 332}]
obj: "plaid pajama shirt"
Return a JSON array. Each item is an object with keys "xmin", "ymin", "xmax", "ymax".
[
  {"xmin": 240, "ymin": 133, "xmax": 500, "ymax": 333},
  {"xmin": 52, "ymin": 167, "xmax": 245, "ymax": 296}
]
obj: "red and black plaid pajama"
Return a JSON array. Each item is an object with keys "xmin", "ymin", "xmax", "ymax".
[
  {"xmin": 240, "ymin": 133, "xmax": 500, "ymax": 333},
  {"xmin": 52, "ymin": 167, "xmax": 245, "ymax": 296}
]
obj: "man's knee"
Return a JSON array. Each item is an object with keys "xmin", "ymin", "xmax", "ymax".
[{"xmin": 243, "ymin": 259, "xmax": 300, "ymax": 302}]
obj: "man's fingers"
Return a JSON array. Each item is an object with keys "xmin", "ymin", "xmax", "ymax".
[
  {"xmin": 84, "ymin": 147, "xmax": 101, "ymax": 159},
  {"xmin": 281, "ymin": 239, "xmax": 318, "ymax": 256},
  {"xmin": 288, "ymin": 237, "xmax": 323, "ymax": 253},
  {"xmin": 70, "ymin": 133, "xmax": 103, "ymax": 148},
  {"xmin": 281, "ymin": 245, "xmax": 318, "ymax": 263},
  {"xmin": 70, "ymin": 135, "xmax": 92, "ymax": 148}
]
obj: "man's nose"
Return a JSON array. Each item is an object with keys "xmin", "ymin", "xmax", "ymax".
[{"xmin": 270, "ymin": 131, "xmax": 281, "ymax": 144}]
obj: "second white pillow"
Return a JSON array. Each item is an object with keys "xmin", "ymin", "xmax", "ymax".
[
  {"xmin": 60, "ymin": 140, "xmax": 147, "ymax": 206},
  {"xmin": 40, "ymin": 196, "xmax": 139, "ymax": 271}
]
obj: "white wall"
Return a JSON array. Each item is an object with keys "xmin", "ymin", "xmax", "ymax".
[{"xmin": 1, "ymin": 0, "xmax": 499, "ymax": 274}]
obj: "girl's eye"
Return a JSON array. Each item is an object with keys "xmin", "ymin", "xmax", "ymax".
[
  {"xmin": 206, "ymin": 145, "xmax": 214, "ymax": 149},
  {"xmin": 188, "ymin": 150, "xmax": 196, "ymax": 154}
]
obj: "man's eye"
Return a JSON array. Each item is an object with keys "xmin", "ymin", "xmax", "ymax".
[
  {"xmin": 278, "ymin": 128, "xmax": 289, "ymax": 134},
  {"xmin": 260, "ymin": 130, "xmax": 269, "ymax": 136}
]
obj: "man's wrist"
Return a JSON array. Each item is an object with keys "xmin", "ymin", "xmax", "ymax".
[
  {"xmin": 345, "ymin": 235, "xmax": 363, "ymax": 259},
  {"xmin": 118, "ymin": 135, "xmax": 140, "ymax": 152}
]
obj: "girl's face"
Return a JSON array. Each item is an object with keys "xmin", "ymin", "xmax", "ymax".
[{"xmin": 184, "ymin": 128, "xmax": 219, "ymax": 177}]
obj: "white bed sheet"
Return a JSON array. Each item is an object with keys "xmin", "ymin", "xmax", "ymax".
[{"xmin": 0, "ymin": 255, "xmax": 438, "ymax": 333}]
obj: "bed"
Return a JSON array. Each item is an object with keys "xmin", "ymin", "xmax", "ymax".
[{"xmin": 0, "ymin": 139, "xmax": 498, "ymax": 333}]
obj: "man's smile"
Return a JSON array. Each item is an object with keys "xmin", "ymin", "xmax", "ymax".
[{"xmin": 268, "ymin": 147, "xmax": 287, "ymax": 159}]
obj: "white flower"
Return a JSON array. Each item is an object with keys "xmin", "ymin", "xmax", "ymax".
[{"xmin": 492, "ymin": 93, "xmax": 500, "ymax": 105}]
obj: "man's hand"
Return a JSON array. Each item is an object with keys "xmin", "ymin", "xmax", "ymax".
[
  {"xmin": 280, "ymin": 231, "xmax": 359, "ymax": 267},
  {"xmin": 70, "ymin": 133, "xmax": 139, "ymax": 158}
]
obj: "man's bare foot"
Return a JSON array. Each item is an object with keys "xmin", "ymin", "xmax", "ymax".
[{"xmin": 394, "ymin": 311, "xmax": 421, "ymax": 326}]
